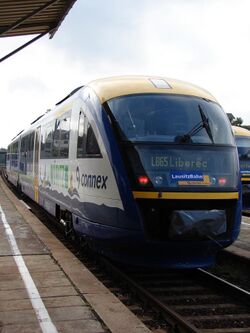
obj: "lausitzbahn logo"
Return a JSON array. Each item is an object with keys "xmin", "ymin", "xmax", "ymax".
[{"xmin": 76, "ymin": 166, "xmax": 108, "ymax": 190}]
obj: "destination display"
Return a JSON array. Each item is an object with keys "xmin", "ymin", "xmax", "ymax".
[
  {"xmin": 151, "ymin": 155, "xmax": 208, "ymax": 169},
  {"xmin": 129, "ymin": 146, "xmax": 238, "ymax": 189}
]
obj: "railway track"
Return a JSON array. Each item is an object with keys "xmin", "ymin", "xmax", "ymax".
[
  {"xmin": 3, "ymin": 175, "xmax": 250, "ymax": 333},
  {"xmin": 98, "ymin": 259, "xmax": 250, "ymax": 333}
]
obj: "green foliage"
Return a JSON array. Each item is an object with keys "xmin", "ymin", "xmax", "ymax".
[{"xmin": 231, "ymin": 117, "xmax": 243, "ymax": 126}]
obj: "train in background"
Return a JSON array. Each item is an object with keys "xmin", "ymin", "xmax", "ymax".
[
  {"xmin": 233, "ymin": 125, "xmax": 250, "ymax": 210},
  {"xmin": 0, "ymin": 149, "xmax": 6, "ymax": 169},
  {"xmin": 6, "ymin": 76, "xmax": 241, "ymax": 268}
]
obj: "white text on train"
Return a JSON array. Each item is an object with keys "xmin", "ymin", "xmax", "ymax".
[{"xmin": 76, "ymin": 167, "xmax": 108, "ymax": 190}]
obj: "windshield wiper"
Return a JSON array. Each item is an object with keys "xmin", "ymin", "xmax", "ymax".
[
  {"xmin": 199, "ymin": 105, "xmax": 214, "ymax": 143},
  {"xmin": 176, "ymin": 104, "xmax": 214, "ymax": 143}
]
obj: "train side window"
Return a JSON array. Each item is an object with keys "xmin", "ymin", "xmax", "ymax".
[
  {"xmin": 41, "ymin": 121, "xmax": 55, "ymax": 159},
  {"xmin": 77, "ymin": 110, "xmax": 101, "ymax": 158},
  {"xmin": 10, "ymin": 141, "xmax": 18, "ymax": 168},
  {"xmin": 53, "ymin": 112, "xmax": 71, "ymax": 158},
  {"xmin": 28, "ymin": 132, "xmax": 34, "ymax": 163},
  {"xmin": 25, "ymin": 132, "xmax": 34, "ymax": 173},
  {"xmin": 20, "ymin": 135, "xmax": 28, "ymax": 173},
  {"xmin": 19, "ymin": 133, "xmax": 34, "ymax": 172},
  {"xmin": 59, "ymin": 113, "xmax": 71, "ymax": 157},
  {"xmin": 86, "ymin": 123, "xmax": 101, "ymax": 156},
  {"xmin": 53, "ymin": 119, "xmax": 61, "ymax": 157},
  {"xmin": 77, "ymin": 110, "xmax": 87, "ymax": 158}
]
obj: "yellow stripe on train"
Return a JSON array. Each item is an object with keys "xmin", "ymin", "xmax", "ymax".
[
  {"xmin": 133, "ymin": 191, "xmax": 239, "ymax": 200},
  {"xmin": 242, "ymin": 177, "xmax": 250, "ymax": 181}
]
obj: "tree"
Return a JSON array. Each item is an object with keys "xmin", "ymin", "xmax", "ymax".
[
  {"xmin": 226, "ymin": 113, "xmax": 235, "ymax": 123},
  {"xmin": 231, "ymin": 117, "xmax": 243, "ymax": 126}
]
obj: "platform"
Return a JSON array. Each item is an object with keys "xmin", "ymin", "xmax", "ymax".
[
  {"xmin": 225, "ymin": 214, "xmax": 250, "ymax": 261},
  {"xmin": 0, "ymin": 178, "xmax": 150, "ymax": 333}
]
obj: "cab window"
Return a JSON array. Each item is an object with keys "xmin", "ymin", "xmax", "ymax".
[{"xmin": 107, "ymin": 94, "xmax": 234, "ymax": 145}]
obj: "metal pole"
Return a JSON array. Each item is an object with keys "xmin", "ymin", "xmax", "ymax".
[{"xmin": 0, "ymin": 31, "xmax": 48, "ymax": 63}]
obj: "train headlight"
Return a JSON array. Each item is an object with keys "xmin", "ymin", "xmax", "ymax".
[
  {"xmin": 210, "ymin": 177, "xmax": 217, "ymax": 185},
  {"xmin": 154, "ymin": 176, "xmax": 163, "ymax": 185}
]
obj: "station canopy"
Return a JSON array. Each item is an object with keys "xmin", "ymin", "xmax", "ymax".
[{"xmin": 0, "ymin": 0, "xmax": 77, "ymax": 61}]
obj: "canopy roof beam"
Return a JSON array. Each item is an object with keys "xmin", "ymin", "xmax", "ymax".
[
  {"xmin": 0, "ymin": 0, "xmax": 60, "ymax": 37},
  {"xmin": 0, "ymin": 0, "xmax": 76, "ymax": 62}
]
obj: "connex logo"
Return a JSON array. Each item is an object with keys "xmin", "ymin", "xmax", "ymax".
[{"xmin": 76, "ymin": 166, "xmax": 108, "ymax": 190}]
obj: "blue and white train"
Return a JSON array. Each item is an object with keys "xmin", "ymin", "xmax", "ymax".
[{"xmin": 6, "ymin": 76, "xmax": 241, "ymax": 268}]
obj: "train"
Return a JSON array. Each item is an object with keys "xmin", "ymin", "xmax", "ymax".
[
  {"xmin": 6, "ymin": 76, "xmax": 241, "ymax": 268},
  {"xmin": 233, "ymin": 125, "xmax": 250, "ymax": 210},
  {"xmin": 0, "ymin": 149, "xmax": 6, "ymax": 168}
]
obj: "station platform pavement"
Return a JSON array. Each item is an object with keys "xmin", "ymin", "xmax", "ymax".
[
  {"xmin": 0, "ymin": 178, "xmax": 151, "ymax": 333},
  {"xmin": 225, "ymin": 214, "xmax": 250, "ymax": 260}
]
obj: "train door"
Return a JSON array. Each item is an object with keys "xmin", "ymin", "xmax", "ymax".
[{"xmin": 34, "ymin": 126, "xmax": 41, "ymax": 203}]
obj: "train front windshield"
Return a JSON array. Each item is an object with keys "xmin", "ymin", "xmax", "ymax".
[
  {"xmin": 107, "ymin": 94, "xmax": 238, "ymax": 190},
  {"xmin": 235, "ymin": 136, "xmax": 250, "ymax": 174}
]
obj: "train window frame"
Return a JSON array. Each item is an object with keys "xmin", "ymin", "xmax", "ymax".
[{"xmin": 77, "ymin": 109, "xmax": 102, "ymax": 159}]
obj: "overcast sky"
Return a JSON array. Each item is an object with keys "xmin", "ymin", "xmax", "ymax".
[{"xmin": 1, "ymin": 0, "xmax": 250, "ymax": 148}]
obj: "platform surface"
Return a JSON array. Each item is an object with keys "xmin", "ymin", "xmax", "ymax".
[
  {"xmin": 225, "ymin": 214, "xmax": 250, "ymax": 260},
  {"xmin": 0, "ymin": 178, "xmax": 150, "ymax": 333}
]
